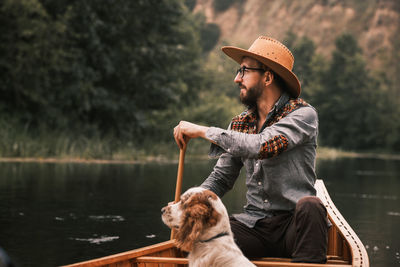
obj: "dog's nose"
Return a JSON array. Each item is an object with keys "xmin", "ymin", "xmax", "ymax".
[{"xmin": 161, "ymin": 207, "xmax": 166, "ymax": 214}]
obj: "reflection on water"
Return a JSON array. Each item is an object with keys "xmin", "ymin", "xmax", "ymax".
[
  {"xmin": 0, "ymin": 157, "xmax": 399, "ymax": 266},
  {"xmin": 317, "ymin": 157, "xmax": 400, "ymax": 267},
  {"xmin": 70, "ymin": 235, "xmax": 120, "ymax": 245}
]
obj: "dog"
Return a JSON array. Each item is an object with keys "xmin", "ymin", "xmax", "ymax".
[{"xmin": 161, "ymin": 187, "xmax": 255, "ymax": 267}]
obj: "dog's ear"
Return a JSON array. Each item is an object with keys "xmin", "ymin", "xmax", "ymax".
[
  {"xmin": 175, "ymin": 191, "xmax": 221, "ymax": 252},
  {"xmin": 175, "ymin": 202, "xmax": 209, "ymax": 252}
]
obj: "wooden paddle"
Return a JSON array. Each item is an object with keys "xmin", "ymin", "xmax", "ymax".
[{"xmin": 170, "ymin": 145, "xmax": 187, "ymax": 239}]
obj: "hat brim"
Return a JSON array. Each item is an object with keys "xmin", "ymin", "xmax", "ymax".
[{"xmin": 222, "ymin": 46, "xmax": 301, "ymax": 98}]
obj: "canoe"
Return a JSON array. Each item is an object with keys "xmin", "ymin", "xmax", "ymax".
[{"xmin": 63, "ymin": 179, "xmax": 369, "ymax": 267}]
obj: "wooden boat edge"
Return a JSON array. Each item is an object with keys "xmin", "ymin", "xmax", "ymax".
[
  {"xmin": 315, "ymin": 180, "xmax": 369, "ymax": 267},
  {"xmin": 62, "ymin": 240, "xmax": 177, "ymax": 267}
]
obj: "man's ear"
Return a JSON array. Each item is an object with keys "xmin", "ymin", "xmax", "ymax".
[{"xmin": 264, "ymin": 70, "xmax": 273, "ymax": 86}]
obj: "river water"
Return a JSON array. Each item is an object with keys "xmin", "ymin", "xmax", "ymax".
[{"xmin": 0, "ymin": 157, "xmax": 399, "ymax": 266}]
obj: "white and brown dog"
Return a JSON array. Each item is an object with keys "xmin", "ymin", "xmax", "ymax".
[{"xmin": 161, "ymin": 187, "xmax": 255, "ymax": 267}]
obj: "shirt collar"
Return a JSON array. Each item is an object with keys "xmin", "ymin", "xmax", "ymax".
[
  {"xmin": 266, "ymin": 92, "xmax": 290, "ymax": 120},
  {"xmin": 273, "ymin": 92, "xmax": 290, "ymax": 113},
  {"xmin": 234, "ymin": 92, "xmax": 291, "ymax": 126}
]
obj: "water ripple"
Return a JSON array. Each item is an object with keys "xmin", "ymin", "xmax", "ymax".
[
  {"xmin": 335, "ymin": 192, "xmax": 398, "ymax": 200},
  {"xmin": 70, "ymin": 235, "xmax": 119, "ymax": 244},
  {"xmin": 88, "ymin": 215, "xmax": 125, "ymax": 222},
  {"xmin": 387, "ymin": 211, "xmax": 400, "ymax": 216}
]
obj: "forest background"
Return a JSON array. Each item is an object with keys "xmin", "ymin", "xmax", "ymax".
[{"xmin": 1, "ymin": 0, "xmax": 399, "ymax": 161}]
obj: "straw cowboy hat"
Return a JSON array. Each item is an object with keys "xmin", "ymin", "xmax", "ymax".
[{"xmin": 222, "ymin": 36, "xmax": 301, "ymax": 98}]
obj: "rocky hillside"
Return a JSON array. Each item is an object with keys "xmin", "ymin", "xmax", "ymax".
[{"xmin": 193, "ymin": 0, "xmax": 399, "ymax": 68}]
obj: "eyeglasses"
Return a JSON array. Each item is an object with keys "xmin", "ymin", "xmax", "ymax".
[{"xmin": 236, "ymin": 66, "xmax": 265, "ymax": 79}]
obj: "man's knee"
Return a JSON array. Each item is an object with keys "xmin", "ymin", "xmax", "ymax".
[
  {"xmin": 296, "ymin": 196, "xmax": 327, "ymax": 217},
  {"xmin": 230, "ymin": 217, "xmax": 266, "ymax": 257},
  {"xmin": 291, "ymin": 196, "xmax": 329, "ymax": 263}
]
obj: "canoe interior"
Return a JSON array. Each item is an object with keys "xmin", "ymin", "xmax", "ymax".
[{"xmin": 64, "ymin": 180, "xmax": 369, "ymax": 267}]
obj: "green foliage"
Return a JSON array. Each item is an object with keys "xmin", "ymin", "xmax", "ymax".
[
  {"xmin": 0, "ymin": 0, "xmax": 205, "ymax": 141},
  {"xmin": 287, "ymin": 32, "xmax": 400, "ymax": 152},
  {"xmin": 0, "ymin": 0, "xmax": 233, "ymax": 158},
  {"xmin": 0, "ymin": 0, "xmax": 399, "ymax": 159},
  {"xmin": 285, "ymin": 33, "xmax": 319, "ymax": 100},
  {"xmin": 213, "ymin": 0, "xmax": 244, "ymax": 13},
  {"xmin": 184, "ymin": 0, "xmax": 197, "ymax": 11},
  {"xmin": 203, "ymin": 47, "xmax": 241, "ymax": 98},
  {"xmin": 319, "ymin": 33, "xmax": 369, "ymax": 148},
  {"xmin": 192, "ymin": 12, "xmax": 221, "ymax": 53},
  {"xmin": 0, "ymin": 0, "xmax": 68, "ymax": 125},
  {"xmin": 0, "ymin": 116, "xmax": 139, "ymax": 159},
  {"xmin": 200, "ymin": 23, "xmax": 221, "ymax": 53}
]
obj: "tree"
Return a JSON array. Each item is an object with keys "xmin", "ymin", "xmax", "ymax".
[
  {"xmin": 315, "ymin": 33, "xmax": 395, "ymax": 150},
  {"xmin": 0, "ymin": 0, "xmax": 206, "ymax": 142},
  {"xmin": 285, "ymin": 32, "xmax": 400, "ymax": 152},
  {"xmin": 287, "ymin": 35, "xmax": 319, "ymax": 101},
  {"xmin": 0, "ymin": 0, "xmax": 71, "ymax": 127}
]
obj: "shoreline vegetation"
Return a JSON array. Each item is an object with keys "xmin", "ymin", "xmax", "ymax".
[
  {"xmin": 1, "ymin": 1, "xmax": 399, "ymax": 167},
  {"xmin": 1, "ymin": 146, "xmax": 399, "ymax": 165}
]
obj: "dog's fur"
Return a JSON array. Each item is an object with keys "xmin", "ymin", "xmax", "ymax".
[{"xmin": 161, "ymin": 187, "xmax": 255, "ymax": 267}]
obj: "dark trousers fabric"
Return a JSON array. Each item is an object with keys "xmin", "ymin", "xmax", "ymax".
[{"xmin": 230, "ymin": 196, "xmax": 328, "ymax": 263}]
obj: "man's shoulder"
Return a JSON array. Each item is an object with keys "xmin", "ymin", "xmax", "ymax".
[
  {"xmin": 289, "ymin": 98, "xmax": 317, "ymax": 115},
  {"xmin": 232, "ymin": 108, "xmax": 256, "ymax": 119},
  {"xmin": 290, "ymin": 100, "xmax": 318, "ymax": 124}
]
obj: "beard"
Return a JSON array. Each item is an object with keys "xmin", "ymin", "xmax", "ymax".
[{"xmin": 239, "ymin": 81, "xmax": 264, "ymax": 108}]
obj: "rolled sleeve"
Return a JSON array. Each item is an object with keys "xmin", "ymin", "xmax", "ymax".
[
  {"xmin": 206, "ymin": 127, "xmax": 228, "ymax": 157},
  {"xmin": 206, "ymin": 127, "xmax": 227, "ymax": 146}
]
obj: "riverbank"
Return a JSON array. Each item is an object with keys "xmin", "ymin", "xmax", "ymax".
[
  {"xmin": 316, "ymin": 147, "xmax": 400, "ymax": 160},
  {"xmin": 1, "ymin": 146, "xmax": 399, "ymax": 164}
]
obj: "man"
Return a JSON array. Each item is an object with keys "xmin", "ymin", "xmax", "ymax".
[{"xmin": 173, "ymin": 36, "xmax": 328, "ymax": 263}]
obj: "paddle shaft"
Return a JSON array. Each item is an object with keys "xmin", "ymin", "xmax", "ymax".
[{"xmin": 170, "ymin": 146, "xmax": 186, "ymax": 239}]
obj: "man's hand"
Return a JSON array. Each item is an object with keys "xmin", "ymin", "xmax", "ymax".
[{"xmin": 173, "ymin": 121, "xmax": 209, "ymax": 149}]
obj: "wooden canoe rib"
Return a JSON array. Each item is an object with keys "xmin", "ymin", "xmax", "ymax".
[{"xmin": 63, "ymin": 180, "xmax": 369, "ymax": 267}]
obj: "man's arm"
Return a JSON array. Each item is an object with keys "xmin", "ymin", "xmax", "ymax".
[
  {"xmin": 173, "ymin": 121, "xmax": 242, "ymax": 197},
  {"xmin": 173, "ymin": 121, "xmax": 211, "ymax": 149},
  {"xmin": 173, "ymin": 107, "xmax": 317, "ymax": 158},
  {"xmin": 205, "ymin": 106, "xmax": 318, "ymax": 159}
]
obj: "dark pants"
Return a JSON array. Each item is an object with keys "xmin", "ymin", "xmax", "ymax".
[{"xmin": 230, "ymin": 196, "xmax": 328, "ymax": 263}]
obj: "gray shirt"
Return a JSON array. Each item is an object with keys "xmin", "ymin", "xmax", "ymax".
[{"xmin": 201, "ymin": 93, "xmax": 318, "ymax": 228}]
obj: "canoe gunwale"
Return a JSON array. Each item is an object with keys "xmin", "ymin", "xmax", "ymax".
[
  {"xmin": 62, "ymin": 240, "xmax": 177, "ymax": 267},
  {"xmin": 315, "ymin": 180, "xmax": 369, "ymax": 267}
]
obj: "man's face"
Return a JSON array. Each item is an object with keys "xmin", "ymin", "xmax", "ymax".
[{"xmin": 234, "ymin": 57, "xmax": 265, "ymax": 108}]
